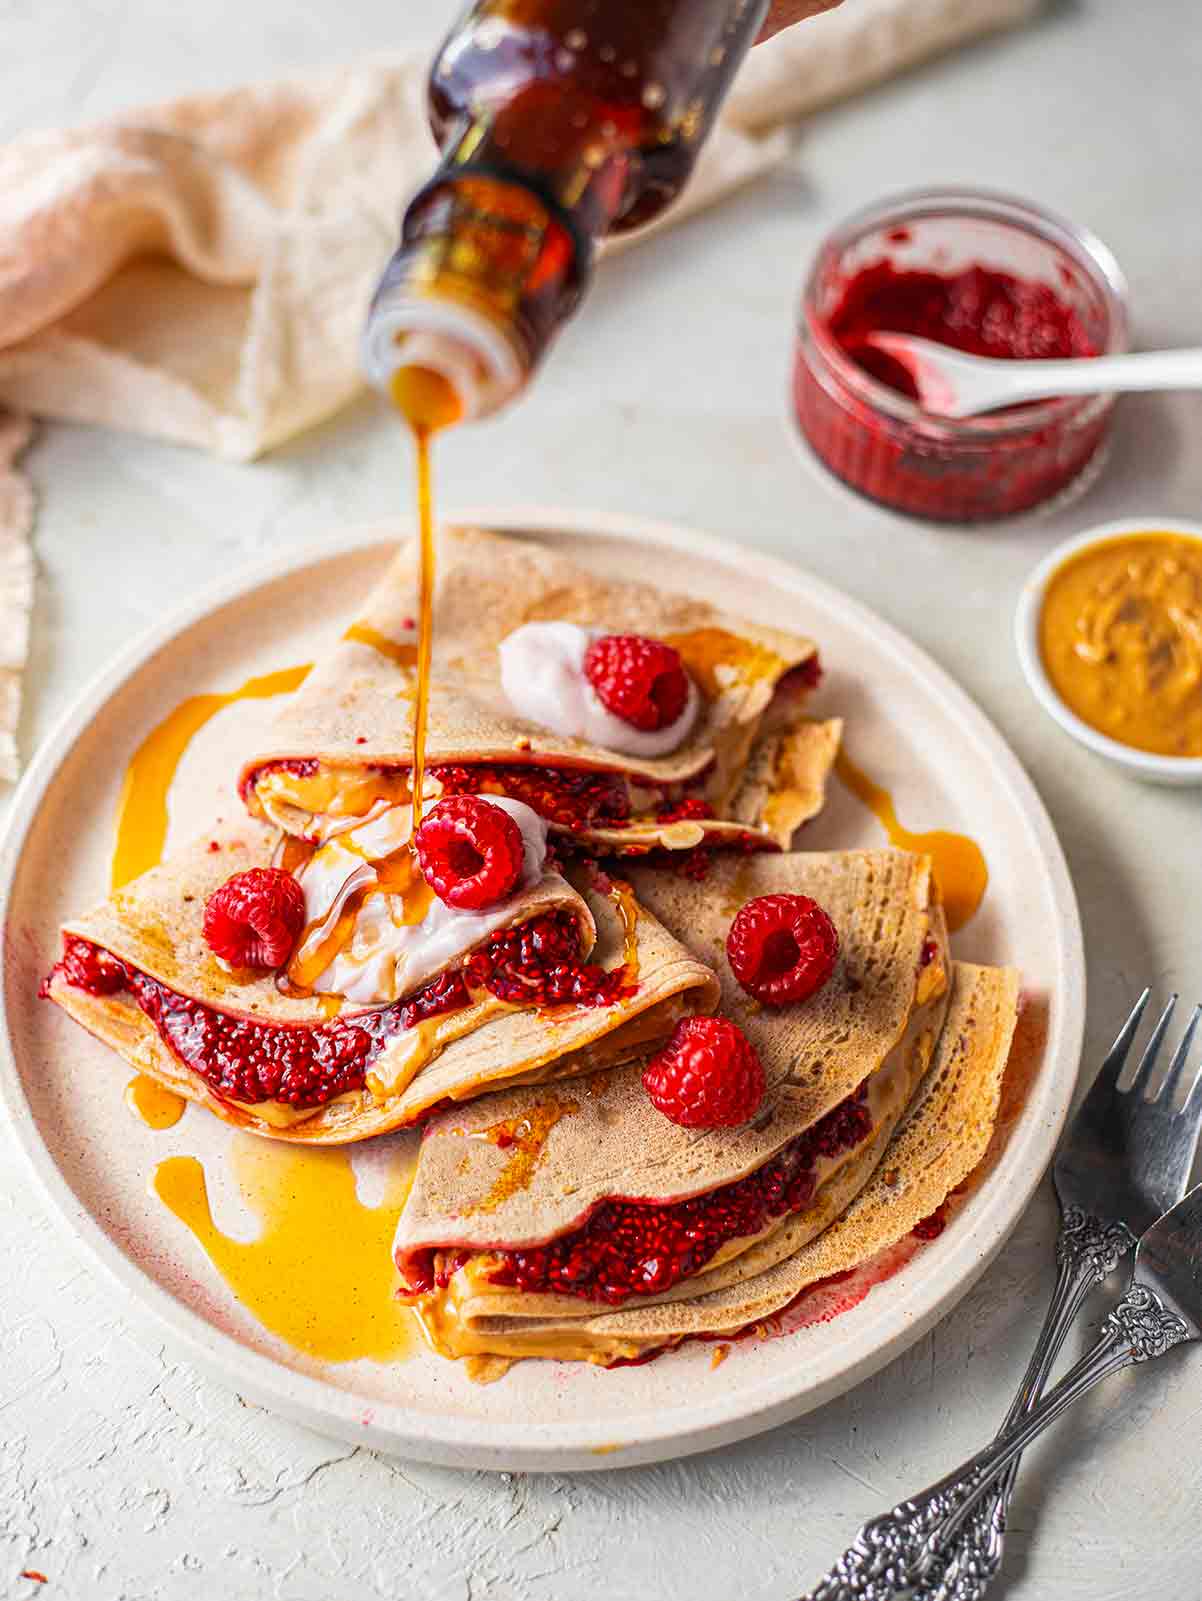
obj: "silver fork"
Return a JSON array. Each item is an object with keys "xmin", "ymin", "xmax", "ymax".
[
  {"xmin": 880, "ymin": 1181, "xmax": 1202, "ymax": 1591},
  {"xmin": 804, "ymin": 990, "xmax": 1202, "ymax": 1601}
]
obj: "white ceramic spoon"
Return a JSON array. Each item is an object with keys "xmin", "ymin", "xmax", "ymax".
[{"xmin": 859, "ymin": 332, "xmax": 1202, "ymax": 419}]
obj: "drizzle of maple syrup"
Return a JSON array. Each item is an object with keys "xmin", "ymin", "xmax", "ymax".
[
  {"xmin": 257, "ymin": 763, "xmax": 415, "ymax": 823},
  {"xmin": 342, "ymin": 621, "xmax": 419, "ymax": 669},
  {"xmin": 125, "ymin": 1073, "xmax": 185, "ymax": 1129},
  {"xmin": 151, "ymin": 1136, "xmax": 418, "ymax": 1363},
  {"xmin": 389, "ymin": 363, "xmax": 463, "ymax": 829},
  {"xmin": 609, "ymin": 876, "xmax": 641, "ymax": 987},
  {"xmin": 283, "ymin": 839, "xmax": 434, "ymax": 995},
  {"xmin": 663, "ymin": 626, "xmax": 787, "ymax": 701},
  {"xmin": 834, "ymin": 748, "xmax": 988, "ymax": 933},
  {"xmin": 464, "ymin": 1094, "xmax": 579, "ymax": 1214},
  {"xmin": 275, "ymin": 367, "xmax": 459, "ymax": 991},
  {"xmin": 272, "ymin": 833, "xmax": 317, "ymax": 876},
  {"xmin": 410, "ymin": 428, "xmax": 436, "ymax": 825},
  {"xmin": 111, "ymin": 664, "xmax": 311, "ymax": 889}
]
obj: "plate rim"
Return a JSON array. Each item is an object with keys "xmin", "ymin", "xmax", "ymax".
[{"xmin": 0, "ymin": 506, "xmax": 1085, "ymax": 1470}]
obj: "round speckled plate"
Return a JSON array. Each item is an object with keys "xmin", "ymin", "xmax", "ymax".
[{"xmin": 0, "ymin": 509, "xmax": 1084, "ymax": 1472}]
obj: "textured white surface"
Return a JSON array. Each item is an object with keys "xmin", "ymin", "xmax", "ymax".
[{"xmin": 2, "ymin": 2, "xmax": 1202, "ymax": 1598}]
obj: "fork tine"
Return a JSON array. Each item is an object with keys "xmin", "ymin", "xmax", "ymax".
[
  {"xmin": 1181, "ymin": 1015, "xmax": 1202, "ymax": 1115},
  {"xmin": 1157, "ymin": 1003, "xmax": 1202, "ymax": 1106},
  {"xmin": 1124, "ymin": 994, "xmax": 1178, "ymax": 1097},
  {"xmin": 1098, "ymin": 986, "xmax": 1152, "ymax": 1090}
]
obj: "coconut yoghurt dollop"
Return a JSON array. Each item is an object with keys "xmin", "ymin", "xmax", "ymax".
[
  {"xmin": 294, "ymin": 795, "xmax": 553, "ymax": 1007},
  {"xmin": 498, "ymin": 622, "xmax": 700, "ymax": 758}
]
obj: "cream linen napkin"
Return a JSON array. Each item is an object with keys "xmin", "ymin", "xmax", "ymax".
[
  {"xmin": 0, "ymin": 414, "xmax": 35, "ymax": 781},
  {"xmin": 0, "ymin": 0, "xmax": 1037, "ymax": 777}
]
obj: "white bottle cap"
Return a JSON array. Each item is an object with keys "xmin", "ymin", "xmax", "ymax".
[{"xmin": 361, "ymin": 296, "xmax": 525, "ymax": 422}]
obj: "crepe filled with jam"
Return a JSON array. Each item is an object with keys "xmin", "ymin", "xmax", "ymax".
[
  {"xmin": 238, "ymin": 525, "xmax": 841, "ymax": 858},
  {"xmin": 41, "ymin": 517, "xmax": 1020, "ymax": 1386},
  {"xmin": 392, "ymin": 852, "xmax": 1017, "ymax": 1371},
  {"xmin": 43, "ymin": 811, "xmax": 719, "ymax": 1142}
]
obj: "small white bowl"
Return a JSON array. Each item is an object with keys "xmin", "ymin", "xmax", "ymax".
[{"xmin": 1015, "ymin": 517, "xmax": 1202, "ymax": 786}]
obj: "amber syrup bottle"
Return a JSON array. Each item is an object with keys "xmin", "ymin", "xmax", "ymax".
[{"xmin": 363, "ymin": 0, "xmax": 770, "ymax": 420}]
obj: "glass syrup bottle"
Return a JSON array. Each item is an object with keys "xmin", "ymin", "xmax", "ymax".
[{"xmin": 363, "ymin": 0, "xmax": 770, "ymax": 421}]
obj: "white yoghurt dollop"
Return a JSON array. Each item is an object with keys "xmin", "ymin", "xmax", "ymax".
[
  {"xmin": 498, "ymin": 621, "xmax": 700, "ymax": 759},
  {"xmin": 295, "ymin": 795, "xmax": 552, "ymax": 1007}
]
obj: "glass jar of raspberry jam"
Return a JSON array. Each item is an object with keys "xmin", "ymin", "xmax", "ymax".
[{"xmin": 793, "ymin": 189, "xmax": 1129, "ymax": 522}]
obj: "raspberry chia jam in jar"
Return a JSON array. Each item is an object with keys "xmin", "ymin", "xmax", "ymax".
[{"xmin": 793, "ymin": 189, "xmax": 1129, "ymax": 522}]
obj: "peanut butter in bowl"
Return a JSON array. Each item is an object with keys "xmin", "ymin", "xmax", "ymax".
[{"xmin": 1017, "ymin": 520, "xmax": 1202, "ymax": 783}]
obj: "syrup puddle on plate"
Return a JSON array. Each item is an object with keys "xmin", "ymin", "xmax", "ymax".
[
  {"xmin": 152, "ymin": 1137, "xmax": 418, "ymax": 1363},
  {"xmin": 834, "ymin": 748, "xmax": 988, "ymax": 932},
  {"xmin": 111, "ymin": 663, "xmax": 311, "ymax": 889},
  {"xmin": 125, "ymin": 1073, "xmax": 185, "ymax": 1129}
]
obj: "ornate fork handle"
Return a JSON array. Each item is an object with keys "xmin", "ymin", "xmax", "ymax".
[
  {"xmin": 802, "ymin": 1214, "xmax": 1167, "ymax": 1601},
  {"xmin": 918, "ymin": 1208, "xmax": 1136, "ymax": 1599}
]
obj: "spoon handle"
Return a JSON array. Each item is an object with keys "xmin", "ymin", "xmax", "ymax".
[{"xmin": 997, "ymin": 348, "xmax": 1202, "ymax": 404}]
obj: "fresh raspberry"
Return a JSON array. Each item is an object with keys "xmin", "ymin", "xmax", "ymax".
[
  {"xmin": 203, "ymin": 868, "xmax": 306, "ymax": 970},
  {"xmin": 726, "ymin": 893, "xmax": 839, "ymax": 1007},
  {"xmin": 642, "ymin": 1016, "xmax": 765, "ymax": 1128},
  {"xmin": 584, "ymin": 634, "xmax": 690, "ymax": 732},
  {"xmin": 415, "ymin": 796, "xmax": 525, "ymax": 911}
]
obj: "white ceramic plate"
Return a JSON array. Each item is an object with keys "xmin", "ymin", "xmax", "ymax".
[{"xmin": 0, "ymin": 509, "xmax": 1084, "ymax": 1472}]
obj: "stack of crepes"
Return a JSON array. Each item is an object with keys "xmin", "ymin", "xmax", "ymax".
[
  {"xmin": 44, "ymin": 527, "xmax": 837, "ymax": 1140},
  {"xmin": 44, "ymin": 527, "xmax": 1019, "ymax": 1372},
  {"xmin": 394, "ymin": 855, "xmax": 1018, "ymax": 1374}
]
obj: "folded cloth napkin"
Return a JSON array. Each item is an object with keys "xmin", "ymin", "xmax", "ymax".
[
  {"xmin": 0, "ymin": 413, "xmax": 34, "ymax": 781},
  {"xmin": 0, "ymin": 0, "xmax": 1038, "ymax": 777}
]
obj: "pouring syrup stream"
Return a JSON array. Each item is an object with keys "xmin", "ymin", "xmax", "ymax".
[
  {"xmin": 278, "ymin": 362, "xmax": 463, "ymax": 994},
  {"xmin": 389, "ymin": 363, "xmax": 463, "ymax": 827}
]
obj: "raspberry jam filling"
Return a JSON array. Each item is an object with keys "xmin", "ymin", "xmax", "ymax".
[
  {"xmin": 245, "ymin": 758, "xmax": 634, "ymax": 830},
  {"xmin": 830, "ymin": 261, "xmax": 1096, "ymax": 397},
  {"xmin": 432, "ymin": 764, "xmax": 632, "ymax": 829},
  {"xmin": 46, "ymin": 909, "xmax": 629, "ymax": 1111},
  {"xmin": 407, "ymin": 1088, "xmax": 874, "ymax": 1306}
]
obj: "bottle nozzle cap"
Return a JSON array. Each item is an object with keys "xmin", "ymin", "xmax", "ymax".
[{"xmin": 362, "ymin": 296, "xmax": 524, "ymax": 423}]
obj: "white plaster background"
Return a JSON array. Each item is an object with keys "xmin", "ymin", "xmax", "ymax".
[{"xmin": 3, "ymin": 1, "xmax": 1202, "ymax": 1597}]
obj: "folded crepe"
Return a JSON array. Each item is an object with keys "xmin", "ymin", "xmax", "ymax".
[
  {"xmin": 399, "ymin": 959, "xmax": 1017, "ymax": 1374},
  {"xmin": 239, "ymin": 525, "xmax": 840, "ymax": 855},
  {"xmin": 394, "ymin": 849, "xmax": 956, "ymax": 1362},
  {"xmin": 43, "ymin": 818, "xmax": 719, "ymax": 1142}
]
